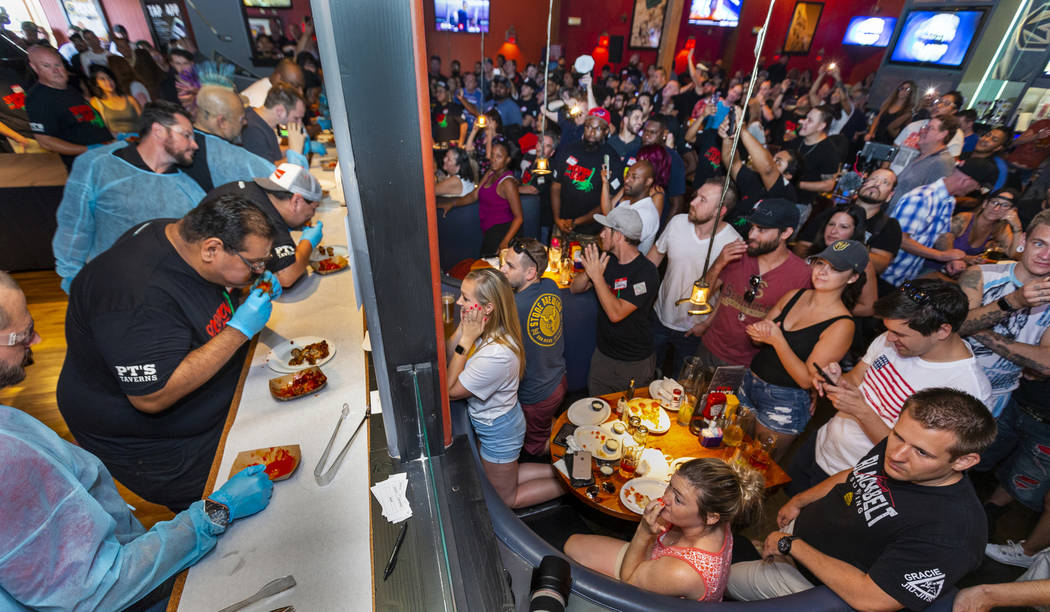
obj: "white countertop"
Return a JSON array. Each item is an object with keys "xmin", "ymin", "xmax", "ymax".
[{"xmin": 176, "ymin": 158, "xmax": 375, "ymax": 611}]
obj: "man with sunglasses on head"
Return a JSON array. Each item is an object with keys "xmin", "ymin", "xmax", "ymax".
[
  {"xmin": 57, "ymin": 194, "xmax": 279, "ymax": 512},
  {"xmin": 202, "ymin": 164, "xmax": 324, "ymax": 288},
  {"xmin": 500, "ymin": 238, "xmax": 567, "ymax": 457},
  {"xmin": 787, "ymin": 278, "xmax": 992, "ymax": 495},
  {"xmin": 694, "ymin": 198, "xmax": 812, "ymax": 369},
  {"xmin": 53, "ymin": 101, "xmax": 206, "ymax": 293}
]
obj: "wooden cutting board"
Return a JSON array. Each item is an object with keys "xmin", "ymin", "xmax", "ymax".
[{"xmin": 228, "ymin": 444, "xmax": 302, "ymax": 481}]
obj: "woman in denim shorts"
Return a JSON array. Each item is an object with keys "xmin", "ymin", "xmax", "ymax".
[
  {"xmin": 740, "ymin": 240, "xmax": 867, "ymax": 460},
  {"xmin": 446, "ymin": 268, "xmax": 565, "ymax": 508}
]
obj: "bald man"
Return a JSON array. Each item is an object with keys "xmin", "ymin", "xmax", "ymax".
[
  {"xmin": 601, "ymin": 160, "xmax": 661, "ymax": 253},
  {"xmin": 241, "ymin": 58, "xmax": 305, "ymax": 108},
  {"xmin": 176, "ymin": 85, "xmax": 275, "ymax": 193},
  {"xmin": 25, "ymin": 45, "xmax": 111, "ymax": 167}
]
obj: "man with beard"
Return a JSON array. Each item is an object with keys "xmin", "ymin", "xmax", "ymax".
[
  {"xmin": 25, "ymin": 45, "xmax": 112, "ymax": 168},
  {"xmin": 483, "ymin": 76, "xmax": 522, "ymax": 127},
  {"xmin": 886, "ymin": 115, "xmax": 958, "ymax": 210},
  {"xmin": 797, "ymin": 169, "xmax": 902, "ymax": 276},
  {"xmin": 516, "ymin": 78, "xmax": 541, "ymax": 131},
  {"xmin": 240, "ymin": 58, "xmax": 306, "ymax": 109},
  {"xmin": 602, "ymin": 160, "xmax": 661, "ymax": 253},
  {"xmin": 0, "ymin": 271, "xmax": 275, "ymax": 610},
  {"xmin": 57, "ymin": 195, "xmax": 279, "ymax": 512},
  {"xmin": 608, "ymin": 104, "xmax": 644, "ymax": 162},
  {"xmin": 551, "ymin": 108, "xmax": 625, "ymax": 236},
  {"xmin": 961, "ymin": 126, "xmax": 1012, "ymax": 193},
  {"xmin": 53, "ymin": 101, "xmax": 206, "ymax": 292},
  {"xmin": 634, "ymin": 117, "xmax": 687, "ymax": 218},
  {"xmin": 242, "ymin": 83, "xmax": 307, "ymax": 165},
  {"xmin": 572, "ymin": 207, "xmax": 660, "ymax": 395},
  {"xmin": 694, "ymin": 198, "xmax": 812, "ymax": 368},
  {"xmin": 647, "ymin": 178, "xmax": 742, "ymax": 375}
]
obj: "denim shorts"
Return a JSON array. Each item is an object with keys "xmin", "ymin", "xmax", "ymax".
[
  {"xmin": 738, "ymin": 370, "xmax": 812, "ymax": 435},
  {"xmin": 977, "ymin": 398, "xmax": 1050, "ymax": 512},
  {"xmin": 471, "ymin": 404, "xmax": 526, "ymax": 464}
]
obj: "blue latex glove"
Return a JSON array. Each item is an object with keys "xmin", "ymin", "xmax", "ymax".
[
  {"xmin": 209, "ymin": 464, "xmax": 274, "ymax": 521},
  {"xmin": 307, "ymin": 140, "xmax": 327, "ymax": 155},
  {"xmin": 285, "ymin": 149, "xmax": 309, "ymax": 168},
  {"xmin": 251, "ymin": 270, "xmax": 282, "ymax": 299},
  {"xmin": 227, "ymin": 289, "xmax": 272, "ymax": 338},
  {"xmin": 301, "ymin": 221, "xmax": 324, "ymax": 249},
  {"xmin": 317, "ymin": 117, "xmax": 332, "ymax": 130}
]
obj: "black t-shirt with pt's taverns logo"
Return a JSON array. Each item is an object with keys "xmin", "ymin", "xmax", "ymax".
[
  {"xmin": 794, "ymin": 440, "xmax": 987, "ymax": 610},
  {"xmin": 58, "ymin": 219, "xmax": 248, "ymax": 451}
]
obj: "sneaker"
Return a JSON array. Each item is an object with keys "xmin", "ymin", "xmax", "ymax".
[{"xmin": 985, "ymin": 540, "xmax": 1038, "ymax": 568}]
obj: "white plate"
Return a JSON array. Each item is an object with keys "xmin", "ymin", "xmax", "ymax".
[
  {"xmin": 309, "ymin": 244, "xmax": 349, "ymax": 262},
  {"xmin": 572, "ymin": 426, "xmax": 608, "ymax": 454},
  {"xmin": 267, "ymin": 336, "xmax": 336, "ymax": 372},
  {"xmin": 620, "ymin": 477, "xmax": 668, "ymax": 515},
  {"xmin": 669, "ymin": 456, "xmax": 699, "ymax": 474},
  {"xmin": 318, "ymin": 178, "xmax": 336, "ymax": 191},
  {"xmin": 648, "ymin": 378, "xmax": 685, "ymax": 410},
  {"xmin": 637, "ymin": 448, "xmax": 671, "ymax": 481},
  {"xmin": 626, "ymin": 398, "xmax": 671, "ymax": 434},
  {"xmin": 567, "ymin": 397, "xmax": 610, "ymax": 426}
]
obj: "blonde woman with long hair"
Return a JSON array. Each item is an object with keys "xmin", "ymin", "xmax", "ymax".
[{"xmin": 447, "ymin": 268, "xmax": 565, "ymax": 508}]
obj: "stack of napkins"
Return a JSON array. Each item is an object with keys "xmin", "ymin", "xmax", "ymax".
[{"xmin": 371, "ymin": 473, "xmax": 411, "ymax": 523}]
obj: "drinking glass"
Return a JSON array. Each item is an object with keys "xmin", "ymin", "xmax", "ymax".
[{"xmin": 619, "ymin": 445, "xmax": 643, "ymax": 478}]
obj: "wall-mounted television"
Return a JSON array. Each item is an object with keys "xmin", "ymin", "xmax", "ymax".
[
  {"xmin": 435, "ymin": 0, "xmax": 489, "ymax": 33},
  {"xmin": 687, "ymin": 0, "xmax": 741, "ymax": 28},
  {"xmin": 242, "ymin": 0, "xmax": 293, "ymax": 8},
  {"xmin": 889, "ymin": 8, "xmax": 985, "ymax": 68},
  {"xmin": 842, "ymin": 16, "xmax": 896, "ymax": 47}
]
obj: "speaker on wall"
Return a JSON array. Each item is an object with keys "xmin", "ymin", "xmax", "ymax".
[{"xmin": 609, "ymin": 35, "xmax": 624, "ymax": 63}]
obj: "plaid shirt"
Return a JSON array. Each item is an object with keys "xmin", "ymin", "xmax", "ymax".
[{"xmin": 881, "ymin": 178, "xmax": 955, "ymax": 287}]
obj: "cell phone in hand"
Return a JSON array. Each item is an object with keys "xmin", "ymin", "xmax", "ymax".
[
  {"xmin": 814, "ymin": 363, "xmax": 836, "ymax": 386},
  {"xmin": 726, "ymin": 107, "xmax": 737, "ymax": 137},
  {"xmin": 603, "ymin": 154, "xmax": 610, "ymax": 173}
]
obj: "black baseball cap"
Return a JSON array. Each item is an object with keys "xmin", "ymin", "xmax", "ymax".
[
  {"xmin": 807, "ymin": 239, "xmax": 869, "ymax": 273},
  {"xmin": 746, "ymin": 198, "xmax": 800, "ymax": 230},
  {"xmin": 957, "ymin": 157, "xmax": 998, "ymax": 190}
]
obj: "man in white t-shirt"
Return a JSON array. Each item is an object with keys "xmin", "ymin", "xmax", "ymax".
[
  {"xmin": 889, "ymin": 90, "xmax": 965, "ymax": 176},
  {"xmin": 787, "ymin": 278, "xmax": 992, "ymax": 495},
  {"xmin": 603, "ymin": 160, "xmax": 660, "ymax": 254},
  {"xmin": 646, "ymin": 178, "xmax": 741, "ymax": 375}
]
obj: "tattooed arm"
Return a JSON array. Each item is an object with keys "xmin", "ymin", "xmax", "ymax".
[
  {"xmin": 969, "ymin": 328, "xmax": 1050, "ymax": 377},
  {"xmin": 958, "ymin": 267, "xmax": 1011, "ymax": 336}
]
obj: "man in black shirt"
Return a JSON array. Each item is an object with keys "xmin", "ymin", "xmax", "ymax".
[
  {"xmin": 242, "ymin": 83, "xmax": 306, "ymax": 165},
  {"xmin": 205, "ymin": 163, "xmax": 323, "ymax": 287},
  {"xmin": 430, "ymin": 80, "xmax": 467, "ymax": 147},
  {"xmin": 25, "ymin": 45, "xmax": 111, "ymax": 167},
  {"xmin": 785, "ymin": 105, "xmax": 844, "ymax": 206},
  {"xmin": 57, "ymin": 195, "xmax": 279, "ymax": 512},
  {"xmin": 551, "ymin": 108, "xmax": 625, "ymax": 236},
  {"xmin": 729, "ymin": 388, "xmax": 996, "ymax": 610},
  {"xmin": 571, "ymin": 207, "xmax": 660, "ymax": 395},
  {"xmin": 516, "ymin": 78, "xmax": 541, "ymax": 131},
  {"xmin": 0, "ymin": 66, "xmax": 35, "ymax": 152}
]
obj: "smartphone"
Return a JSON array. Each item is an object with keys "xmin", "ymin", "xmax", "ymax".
[
  {"xmin": 814, "ymin": 363, "xmax": 836, "ymax": 387},
  {"xmin": 570, "ymin": 451, "xmax": 594, "ymax": 488},
  {"xmin": 726, "ymin": 106, "xmax": 737, "ymax": 137},
  {"xmin": 603, "ymin": 154, "xmax": 610, "ymax": 173},
  {"xmin": 552, "ymin": 422, "xmax": 577, "ymax": 448}
]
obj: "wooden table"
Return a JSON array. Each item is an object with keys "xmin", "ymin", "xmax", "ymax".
[{"xmin": 549, "ymin": 390, "xmax": 791, "ymax": 522}]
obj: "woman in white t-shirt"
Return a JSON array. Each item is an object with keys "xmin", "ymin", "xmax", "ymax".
[
  {"xmin": 446, "ymin": 268, "xmax": 565, "ymax": 508},
  {"xmin": 435, "ymin": 147, "xmax": 477, "ymax": 197}
]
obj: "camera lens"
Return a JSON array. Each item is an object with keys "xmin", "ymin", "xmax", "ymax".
[{"xmin": 529, "ymin": 555, "xmax": 571, "ymax": 612}]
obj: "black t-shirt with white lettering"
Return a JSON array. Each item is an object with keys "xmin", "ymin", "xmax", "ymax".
[
  {"xmin": 553, "ymin": 140, "xmax": 625, "ymax": 235},
  {"xmin": 795, "ymin": 440, "xmax": 986, "ymax": 610},
  {"xmin": 25, "ymin": 82, "xmax": 112, "ymax": 166},
  {"xmin": 204, "ymin": 181, "xmax": 297, "ymax": 271},
  {"xmin": 785, "ymin": 136, "xmax": 844, "ymax": 204},
  {"xmin": 58, "ymin": 219, "xmax": 248, "ymax": 449},
  {"xmin": 597, "ymin": 253, "xmax": 660, "ymax": 361}
]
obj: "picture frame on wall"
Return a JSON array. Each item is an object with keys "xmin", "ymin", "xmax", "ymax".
[
  {"xmin": 629, "ymin": 0, "xmax": 669, "ymax": 50},
  {"xmin": 783, "ymin": 1, "xmax": 824, "ymax": 55}
]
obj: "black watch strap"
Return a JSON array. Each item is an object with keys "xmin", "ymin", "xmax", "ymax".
[
  {"xmin": 204, "ymin": 499, "xmax": 230, "ymax": 528},
  {"xmin": 997, "ymin": 296, "xmax": 1016, "ymax": 312},
  {"xmin": 778, "ymin": 535, "xmax": 798, "ymax": 555},
  {"xmin": 454, "ymin": 344, "xmax": 466, "ymax": 355}
]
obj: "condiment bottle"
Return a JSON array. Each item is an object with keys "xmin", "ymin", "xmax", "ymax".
[
  {"xmin": 703, "ymin": 392, "xmax": 727, "ymax": 420},
  {"xmin": 724, "ymin": 393, "xmax": 740, "ymax": 420},
  {"xmin": 670, "ymin": 388, "xmax": 683, "ymax": 411}
]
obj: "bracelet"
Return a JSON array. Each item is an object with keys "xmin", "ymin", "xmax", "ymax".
[{"xmin": 997, "ymin": 296, "xmax": 1017, "ymax": 312}]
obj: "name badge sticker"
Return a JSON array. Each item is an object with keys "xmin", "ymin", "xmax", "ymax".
[
  {"xmin": 613, "ymin": 277, "xmax": 628, "ymax": 290},
  {"xmin": 633, "ymin": 281, "xmax": 647, "ymax": 295}
]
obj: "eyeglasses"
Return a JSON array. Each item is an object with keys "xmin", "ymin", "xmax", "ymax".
[
  {"xmin": 743, "ymin": 274, "xmax": 762, "ymax": 304},
  {"xmin": 231, "ymin": 249, "xmax": 272, "ymax": 273},
  {"xmin": 986, "ymin": 197, "xmax": 1015, "ymax": 210},
  {"xmin": 510, "ymin": 238, "xmax": 540, "ymax": 269},
  {"xmin": 3, "ymin": 321, "xmax": 35, "ymax": 347}
]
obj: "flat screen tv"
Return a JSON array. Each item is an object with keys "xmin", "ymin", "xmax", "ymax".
[
  {"xmin": 687, "ymin": 0, "xmax": 741, "ymax": 28},
  {"xmin": 435, "ymin": 0, "xmax": 489, "ymax": 33},
  {"xmin": 242, "ymin": 0, "xmax": 292, "ymax": 8},
  {"xmin": 842, "ymin": 16, "xmax": 896, "ymax": 47},
  {"xmin": 889, "ymin": 8, "xmax": 985, "ymax": 68}
]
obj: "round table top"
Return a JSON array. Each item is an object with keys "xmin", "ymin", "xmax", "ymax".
[{"xmin": 550, "ymin": 389, "xmax": 791, "ymax": 522}]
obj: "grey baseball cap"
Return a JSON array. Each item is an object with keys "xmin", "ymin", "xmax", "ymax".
[
  {"xmin": 593, "ymin": 207, "xmax": 643, "ymax": 241},
  {"xmin": 807, "ymin": 239, "xmax": 869, "ymax": 273},
  {"xmin": 254, "ymin": 163, "xmax": 323, "ymax": 201}
]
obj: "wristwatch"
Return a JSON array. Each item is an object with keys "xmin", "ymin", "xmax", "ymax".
[
  {"xmin": 204, "ymin": 499, "xmax": 230, "ymax": 528},
  {"xmin": 777, "ymin": 535, "xmax": 798, "ymax": 555},
  {"xmin": 454, "ymin": 344, "xmax": 467, "ymax": 355},
  {"xmin": 997, "ymin": 296, "xmax": 1016, "ymax": 312}
]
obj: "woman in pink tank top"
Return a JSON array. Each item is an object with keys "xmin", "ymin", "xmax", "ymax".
[
  {"xmin": 439, "ymin": 139, "xmax": 523, "ymax": 257},
  {"xmin": 564, "ymin": 459, "xmax": 764, "ymax": 601}
]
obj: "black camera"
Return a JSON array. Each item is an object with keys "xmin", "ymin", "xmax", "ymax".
[{"xmin": 529, "ymin": 555, "xmax": 572, "ymax": 612}]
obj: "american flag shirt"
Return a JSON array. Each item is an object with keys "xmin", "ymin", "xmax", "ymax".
[{"xmin": 815, "ymin": 332, "xmax": 992, "ymax": 475}]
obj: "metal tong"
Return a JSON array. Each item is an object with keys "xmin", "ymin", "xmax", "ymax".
[
  {"xmin": 216, "ymin": 575, "xmax": 295, "ymax": 612},
  {"xmin": 314, "ymin": 402, "xmax": 369, "ymax": 486}
]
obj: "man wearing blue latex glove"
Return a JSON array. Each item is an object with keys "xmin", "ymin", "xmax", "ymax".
[
  {"xmin": 252, "ymin": 269, "xmax": 283, "ymax": 299},
  {"xmin": 0, "ymin": 272, "xmax": 275, "ymax": 611},
  {"xmin": 57, "ymin": 194, "xmax": 279, "ymax": 512},
  {"xmin": 200, "ymin": 163, "xmax": 324, "ymax": 287}
]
